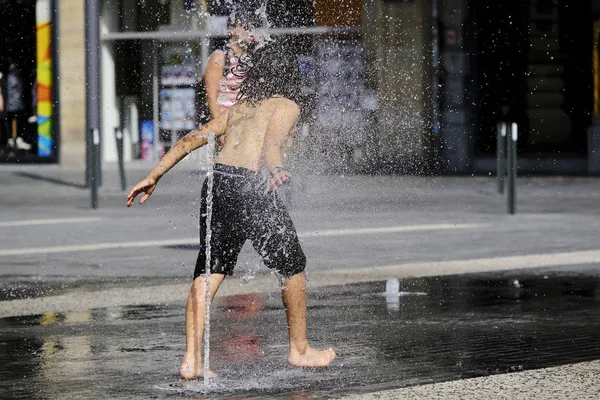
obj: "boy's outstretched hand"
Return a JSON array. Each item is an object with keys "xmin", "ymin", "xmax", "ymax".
[
  {"xmin": 127, "ymin": 177, "xmax": 157, "ymax": 207},
  {"xmin": 266, "ymin": 169, "xmax": 291, "ymax": 193}
]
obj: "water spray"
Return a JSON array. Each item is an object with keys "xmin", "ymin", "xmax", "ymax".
[{"xmin": 203, "ymin": 132, "xmax": 216, "ymax": 386}]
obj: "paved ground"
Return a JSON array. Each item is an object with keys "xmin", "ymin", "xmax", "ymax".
[
  {"xmin": 339, "ymin": 360, "xmax": 600, "ymax": 400},
  {"xmin": 1, "ymin": 162, "xmax": 600, "ymax": 399},
  {"xmin": 2, "ymin": 271, "xmax": 599, "ymax": 399}
]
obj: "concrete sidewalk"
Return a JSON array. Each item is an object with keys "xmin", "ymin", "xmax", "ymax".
[
  {"xmin": 339, "ymin": 360, "xmax": 600, "ymax": 400},
  {"xmin": 2, "ymin": 161, "xmax": 600, "ymax": 212},
  {"xmin": 1, "ymin": 163, "xmax": 600, "ymax": 398}
]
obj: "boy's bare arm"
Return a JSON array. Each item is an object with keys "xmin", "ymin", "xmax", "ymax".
[
  {"xmin": 127, "ymin": 110, "xmax": 228, "ymax": 207},
  {"xmin": 263, "ymin": 100, "xmax": 300, "ymax": 174},
  {"xmin": 150, "ymin": 110, "xmax": 229, "ymax": 182},
  {"xmin": 263, "ymin": 100, "xmax": 300, "ymax": 192},
  {"xmin": 204, "ymin": 51, "xmax": 225, "ymax": 119}
]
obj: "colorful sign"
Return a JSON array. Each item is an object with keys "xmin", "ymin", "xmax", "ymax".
[
  {"xmin": 140, "ymin": 120, "xmax": 155, "ymax": 161},
  {"xmin": 160, "ymin": 88, "xmax": 196, "ymax": 131},
  {"xmin": 36, "ymin": 0, "xmax": 53, "ymax": 157}
]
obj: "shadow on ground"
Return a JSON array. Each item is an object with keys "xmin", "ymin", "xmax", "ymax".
[{"xmin": 13, "ymin": 172, "xmax": 87, "ymax": 189}]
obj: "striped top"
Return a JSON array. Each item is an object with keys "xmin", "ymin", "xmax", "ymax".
[{"xmin": 216, "ymin": 46, "xmax": 247, "ymax": 109}]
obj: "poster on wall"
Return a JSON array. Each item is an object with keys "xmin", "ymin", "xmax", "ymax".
[
  {"xmin": 160, "ymin": 88, "xmax": 196, "ymax": 131},
  {"xmin": 36, "ymin": 0, "xmax": 53, "ymax": 157},
  {"xmin": 161, "ymin": 64, "xmax": 195, "ymax": 87},
  {"xmin": 298, "ymin": 56, "xmax": 316, "ymax": 96},
  {"xmin": 160, "ymin": 62, "xmax": 197, "ymax": 144},
  {"xmin": 140, "ymin": 120, "xmax": 154, "ymax": 161},
  {"xmin": 315, "ymin": 40, "xmax": 365, "ymax": 146}
]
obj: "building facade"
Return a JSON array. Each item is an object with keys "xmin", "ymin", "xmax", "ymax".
[{"xmin": 1, "ymin": 0, "xmax": 598, "ymax": 175}]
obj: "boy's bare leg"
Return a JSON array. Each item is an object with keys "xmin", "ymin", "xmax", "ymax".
[
  {"xmin": 282, "ymin": 272, "xmax": 336, "ymax": 367},
  {"xmin": 180, "ymin": 273, "xmax": 225, "ymax": 379}
]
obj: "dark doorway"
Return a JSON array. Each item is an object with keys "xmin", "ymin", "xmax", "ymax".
[
  {"xmin": 467, "ymin": 0, "xmax": 592, "ymax": 159},
  {"xmin": 0, "ymin": 0, "xmax": 38, "ymax": 160}
]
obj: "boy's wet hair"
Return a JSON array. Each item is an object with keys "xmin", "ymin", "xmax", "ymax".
[{"xmin": 236, "ymin": 40, "xmax": 300, "ymax": 104}]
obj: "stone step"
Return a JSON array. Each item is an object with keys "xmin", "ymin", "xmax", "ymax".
[
  {"xmin": 528, "ymin": 50, "xmax": 568, "ymax": 63},
  {"xmin": 530, "ymin": 1, "xmax": 558, "ymax": 20},
  {"xmin": 529, "ymin": 36, "xmax": 560, "ymax": 51},
  {"xmin": 528, "ymin": 109, "xmax": 572, "ymax": 142},
  {"xmin": 527, "ymin": 92, "xmax": 564, "ymax": 108},
  {"xmin": 530, "ymin": 21, "xmax": 558, "ymax": 34},
  {"xmin": 528, "ymin": 63, "xmax": 564, "ymax": 76},
  {"xmin": 527, "ymin": 77, "xmax": 565, "ymax": 92}
]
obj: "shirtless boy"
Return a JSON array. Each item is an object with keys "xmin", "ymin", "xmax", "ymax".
[{"xmin": 127, "ymin": 42, "xmax": 336, "ymax": 378}]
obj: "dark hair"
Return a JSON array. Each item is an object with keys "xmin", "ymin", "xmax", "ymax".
[
  {"xmin": 236, "ymin": 41, "xmax": 300, "ymax": 104},
  {"xmin": 227, "ymin": 8, "xmax": 262, "ymax": 30}
]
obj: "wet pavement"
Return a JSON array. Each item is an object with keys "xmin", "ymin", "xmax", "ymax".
[
  {"xmin": 2, "ymin": 167, "xmax": 600, "ymax": 398},
  {"xmin": 1, "ymin": 271, "xmax": 599, "ymax": 399}
]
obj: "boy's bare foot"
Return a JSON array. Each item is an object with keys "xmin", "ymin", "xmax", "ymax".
[
  {"xmin": 288, "ymin": 345, "xmax": 336, "ymax": 367},
  {"xmin": 179, "ymin": 357, "xmax": 216, "ymax": 380}
]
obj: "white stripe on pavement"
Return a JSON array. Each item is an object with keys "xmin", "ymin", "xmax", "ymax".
[
  {"xmin": 0, "ymin": 238, "xmax": 194, "ymax": 257},
  {"xmin": 1, "ymin": 248, "xmax": 599, "ymax": 318},
  {"xmin": 0, "ymin": 217, "xmax": 103, "ymax": 228},
  {"xmin": 325, "ymin": 249, "xmax": 600, "ymax": 283},
  {"xmin": 300, "ymin": 223, "xmax": 483, "ymax": 237},
  {"xmin": 0, "ymin": 223, "xmax": 485, "ymax": 257}
]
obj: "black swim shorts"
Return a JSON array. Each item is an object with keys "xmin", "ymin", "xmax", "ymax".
[{"xmin": 193, "ymin": 163, "xmax": 306, "ymax": 279}]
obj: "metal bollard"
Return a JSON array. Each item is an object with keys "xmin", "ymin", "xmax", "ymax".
[
  {"xmin": 496, "ymin": 122, "xmax": 507, "ymax": 193},
  {"xmin": 91, "ymin": 128, "xmax": 99, "ymax": 209},
  {"xmin": 114, "ymin": 127, "xmax": 127, "ymax": 192},
  {"xmin": 507, "ymin": 122, "xmax": 517, "ymax": 214}
]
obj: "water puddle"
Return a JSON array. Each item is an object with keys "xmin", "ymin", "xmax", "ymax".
[{"xmin": 1, "ymin": 273, "xmax": 600, "ymax": 399}]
